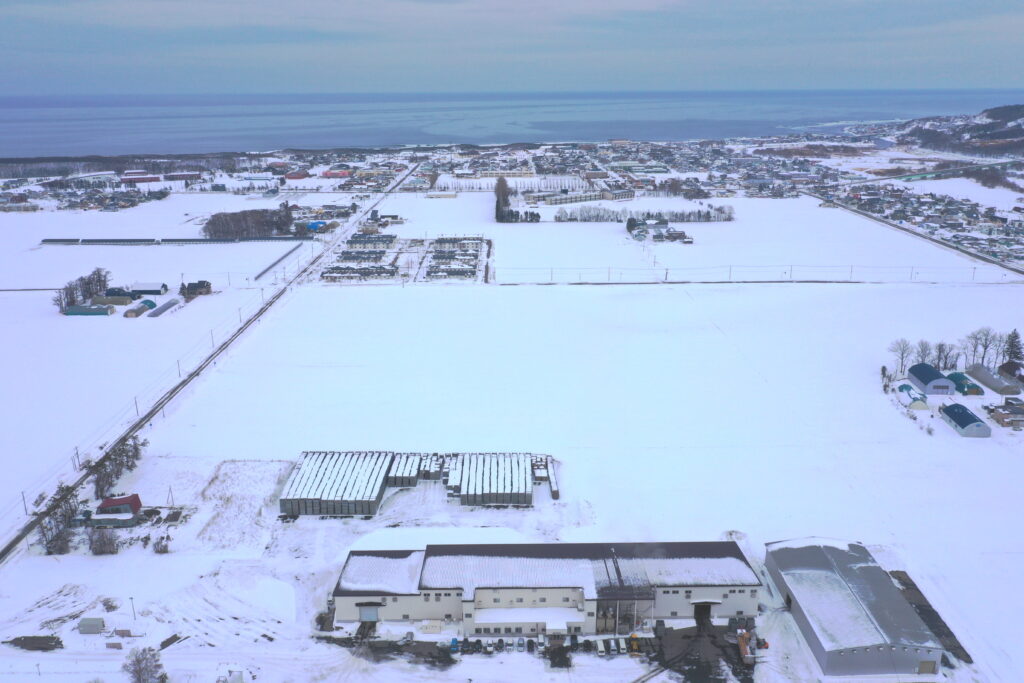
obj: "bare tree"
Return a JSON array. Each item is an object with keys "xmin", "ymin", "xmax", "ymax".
[
  {"xmin": 976, "ymin": 327, "xmax": 997, "ymax": 366},
  {"xmin": 888, "ymin": 338, "xmax": 912, "ymax": 374},
  {"xmin": 122, "ymin": 647, "xmax": 166, "ymax": 683},
  {"xmin": 960, "ymin": 331, "xmax": 982, "ymax": 366},
  {"xmin": 914, "ymin": 340, "xmax": 933, "ymax": 366},
  {"xmin": 934, "ymin": 342, "xmax": 957, "ymax": 371},
  {"xmin": 87, "ymin": 527, "xmax": 119, "ymax": 555}
]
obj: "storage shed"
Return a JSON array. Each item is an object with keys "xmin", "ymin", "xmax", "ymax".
[
  {"xmin": 896, "ymin": 384, "xmax": 928, "ymax": 410},
  {"xmin": 765, "ymin": 538, "xmax": 946, "ymax": 676},
  {"xmin": 77, "ymin": 617, "xmax": 105, "ymax": 634},
  {"xmin": 966, "ymin": 364, "xmax": 1021, "ymax": 395},
  {"xmin": 123, "ymin": 299, "xmax": 157, "ymax": 318},
  {"xmin": 907, "ymin": 363, "xmax": 954, "ymax": 395},
  {"xmin": 130, "ymin": 282, "xmax": 168, "ymax": 296},
  {"xmin": 65, "ymin": 304, "xmax": 115, "ymax": 316},
  {"xmin": 947, "ymin": 372, "xmax": 984, "ymax": 396},
  {"xmin": 91, "ymin": 295, "xmax": 133, "ymax": 306},
  {"xmin": 147, "ymin": 298, "xmax": 180, "ymax": 317},
  {"xmin": 939, "ymin": 403, "xmax": 991, "ymax": 438}
]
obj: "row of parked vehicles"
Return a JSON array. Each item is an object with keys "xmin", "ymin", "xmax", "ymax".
[{"xmin": 441, "ymin": 633, "xmax": 644, "ymax": 656}]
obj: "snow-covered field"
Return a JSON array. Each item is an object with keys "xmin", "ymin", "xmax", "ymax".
[
  {"xmin": 891, "ymin": 176, "xmax": 1024, "ymax": 211},
  {"xmin": 1, "ymin": 190, "xmax": 1022, "ymax": 682},
  {"xmin": 379, "ymin": 193, "xmax": 1017, "ymax": 283}
]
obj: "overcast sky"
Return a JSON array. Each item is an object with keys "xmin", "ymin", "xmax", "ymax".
[{"xmin": 1, "ymin": 0, "xmax": 1021, "ymax": 94}]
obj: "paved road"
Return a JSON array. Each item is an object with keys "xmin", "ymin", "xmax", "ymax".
[{"xmin": 0, "ymin": 163, "xmax": 419, "ymax": 566}]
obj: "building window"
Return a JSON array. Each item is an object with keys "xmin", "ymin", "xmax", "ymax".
[
  {"xmin": 464, "ymin": 613, "xmax": 472, "ymax": 619},
  {"xmin": 736, "ymin": 611, "xmax": 744, "ymax": 616},
  {"xmin": 587, "ymin": 612, "xmax": 594, "ymax": 617},
  {"xmin": 483, "ymin": 628, "xmax": 491, "ymax": 634},
  {"xmin": 562, "ymin": 597, "xmax": 569, "ymax": 603},
  {"xmin": 505, "ymin": 627, "xmax": 512, "ymax": 634},
  {"xmin": 750, "ymin": 590, "xmax": 757, "ymax": 597},
  {"xmin": 722, "ymin": 594, "xmax": 729, "ymax": 600},
  {"xmin": 539, "ymin": 597, "xmax": 547, "ymax": 603},
  {"xmin": 516, "ymin": 598, "xmax": 523, "ymax": 603},
  {"xmin": 456, "ymin": 593, "xmax": 462, "ymax": 597},
  {"xmin": 435, "ymin": 596, "xmax": 441, "ymax": 602},
  {"xmin": 729, "ymin": 589, "xmax": 736, "ymax": 594},
  {"xmin": 493, "ymin": 598, "xmax": 499, "ymax": 604},
  {"xmin": 515, "ymin": 627, "xmax": 522, "ymax": 633},
  {"xmin": 424, "ymin": 596, "xmax": 429, "ymax": 602},
  {"xmin": 738, "ymin": 589, "xmax": 745, "ymax": 594},
  {"xmin": 402, "ymin": 614, "xmax": 409, "ymax": 619},
  {"xmin": 391, "ymin": 597, "xmax": 397, "ymax": 602},
  {"xmin": 435, "ymin": 593, "xmax": 441, "ymax": 598},
  {"xmin": 444, "ymin": 593, "xmax": 451, "ymax": 597},
  {"xmin": 445, "ymin": 614, "xmax": 452, "ymax": 620},
  {"xmin": 475, "ymin": 628, "xmax": 481, "ymax": 634},
  {"xmin": 671, "ymin": 590, "xmax": 679, "ymax": 594},
  {"xmin": 670, "ymin": 611, "xmax": 677, "ymax": 617},
  {"xmin": 530, "ymin": 627, "xmax": 536, "ymax": 632}
]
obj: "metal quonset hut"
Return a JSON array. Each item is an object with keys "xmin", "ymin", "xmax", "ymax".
[
  {"xmin": 947, "ymin": 372, "xmax": 984, "ymax": 396},
  {"xmin": 907, "ymin": 363, "xmax": 955, "ymax": 395},
  {"xmin": 765, "ymin": 538, "xmax": 946, "ymax": 676},
  {"xmin": 939, "ymin": 403, "xmax": 992, "ymax": 438},
  {"xmin": 966, "ymin": 363, "xmax": 1021, "ymax": 396}
]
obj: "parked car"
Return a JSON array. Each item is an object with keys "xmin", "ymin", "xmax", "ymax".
[
  {"xmin": 460, "ymin": 638, "xmax": 472, "ymax": 654},
  {"xmin": 609, "ymin": 639, "xmax": 620, "ymax": 654},
  {"xmin": 569, "ymin": 634, "xmax": 579, "ymax": 651},
  {"xmin": 473, "ymin": 639, "xmax": 483, "ymax": 653},
  {"xmin": 597, "ymin": 640, "xmax": 608, "ymax": 655},
  {"xmin": 496, "ymin": 638, "xmax": 504, "ymax": 652},
  {"xmin": 617, "ymin": 638, "xmax": 628, "ymax": 654},
  {"xmin": 582, "ymin": 639, "xmax": 593, "ymax": 652},
  {"xmin": 526, "ymin": 639, "xmax": 535, "ymax": 653},
  {"xmin": 398, "ymin": 632, "xmax": 413, "ymax": 645},
  {"xmin": 449, "ymin": 637, "xmax": 459, "ymax": 653},
  {"xmin": 484, "ymin": 640, "xmax": 494, "ymax": 654},
  {"xmin": 517, "ymin": 637, "xmax": 525, "ymax": 652}
]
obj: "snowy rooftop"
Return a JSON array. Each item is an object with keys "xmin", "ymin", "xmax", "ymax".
[
  {"xmin": 334, "ymin": 542, "xmax": 759, "ymax": 599},
  {"xmin": 766, "ymin": 539, "xmax": 943, "ymax": 652}
]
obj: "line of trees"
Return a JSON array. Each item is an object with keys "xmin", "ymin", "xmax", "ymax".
[
  {"xmin": 52, "ymin": 266, "xmax": 111, "ymax": 312},
  {"xmin": 36, "ymin": 483, "xmax": 80, "ymax": 555},
  {"xmin": 887, "ymin": 328, "xmax": 1022, "ymax": 375},
  {"xmin": 493, "ymin": 177, "xmax": 541, "ymax": 222},
  {"xmin": 202, "ymin": 203, "xmax": 293, "ymax": 239},
  {"xmin": 92, "ymin": 436, "xmax": 147, "ymax": 499},
  {"xmin": 554, "ymin": 205, "xmax": 735, "ymax": 223}
]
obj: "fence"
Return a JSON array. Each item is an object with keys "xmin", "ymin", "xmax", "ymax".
[{"xmin": 490, "ymin": 264, "xmax": 1022, "ymax": 285}]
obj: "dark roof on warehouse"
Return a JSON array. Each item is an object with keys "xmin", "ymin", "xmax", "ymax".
[
  {"xmin": 940, "ymin": 403, "xmax": 983, "ymax": 428},
  {"xmin": 908, "ymin": 363, "xmax": 946, "ymax": 385},
  {"xmin": 766, "ymin": 539, "xmax": 942, "ymax": 651}
]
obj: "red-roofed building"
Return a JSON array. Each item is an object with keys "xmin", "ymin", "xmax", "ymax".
[{"xmin": 98, "ymin": 494, "xmax": 142, "ymax": 515}]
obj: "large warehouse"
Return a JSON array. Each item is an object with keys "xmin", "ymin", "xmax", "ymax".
[
  {"xmin": 765, "ymin": 538, "xmax": 946, "ymax": 676},
  {"xmin": 331, "ymin": 541, "xmax": 761, "ymax": 636}
]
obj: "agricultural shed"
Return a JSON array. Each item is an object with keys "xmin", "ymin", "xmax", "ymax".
[
  {"xmin": 939, "ymin": 403, "xmax": 991, "ymax": 438},
  {"xmin": 907, "ymin": 363, "xmax": 954, "ymax": 395},
  {"xmin": 896, "ymin": 384, "xmax": 927, "ymax": 410},
  {"xmin": 65, "ymin": 304, "xmax": 114, "ymax": 316},
  {"xmin": 765, "ymin": 538, "xmax": 945, "ymax": 676},
  {"xmin": 147, "ymin": 299, "xmax": 180, "ymax": 317},
  {"xmin": 123, "ymin": 300, "xmax": 157, "ymax": 318},
  {"xmin": 966, "ymin": 364, "xmax": 1020, "ymax": 395},
  {"xmin": 77, "ymin": 617, "xmax": 105, "ymax": 635},
  {"xmin": 130, "ymin": 282, "xmax": 168, "ymax": 295},
  {"xmin": 947, "ymin": 372, "xmax": 984, "ymax": 396},
  {"xmin": 91, "ymin": 295, "xmax": 132, "ymax": 306}
]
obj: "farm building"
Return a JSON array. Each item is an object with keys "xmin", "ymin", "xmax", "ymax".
[
  {"xmin": 896, "ymin": 384, "xmax": 928, "ymax": 410},
  {"xmin": 765, "ymin": 538, "xmax": 946, "ymax": 676},
  {"xmin": 966, "ymin": 364, "xmax": 1021, "ymax": 395},
  {"xmin": 77, "ymin": 617, "xmax": 105, "ymax": 634},
  {"xmin": 939, "ymin": 403, "xmax": 991, "ymax": 438},
  {"xmin": 280, "ymin": 452, "xmax": 557, "ymax": 516},
  {"xmin": 123, "ymin": 300, "xmax": 157, "ymax": 318},
  {"xmin": 907, "ymin": 363, "xmax": 954, "ymax": 395},
  {"xmin": 332, "ymin": 541, "xmax": 760, "ymax": 636},
  {"xmin": 65, "ymin": 304, "xmax": 115, "ymax": 316},
  {"xmin": 147, "ymin": 299, "xmax": 180, "ymax": 317},
  {"xmin": 947, "ymin": 372, "xmax": 984, "ymax": 396},
  {"xmin": 130, "ymin": 282, "xmax": 168, "ymax": 296},
  {"xmin": 989, "ymin": 400, "xmax": 1024, "ymax": 429},
  {"xmin": 92, "ymin": 494, "xmax": 143, "ymax": 527},
  {"xmin": 998, "ymin": 361, "xmax": 1024, "ymax": 386}
]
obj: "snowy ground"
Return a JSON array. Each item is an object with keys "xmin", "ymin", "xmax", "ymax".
[
  {"xmin": 378, "ymin": 193, "xmax": 1016, "ymax": 283},
  {"xmin": 890, "ymin": 176, "xmax": 1024, "ymax": 211},
  {"xmin": 1, "ymin": 189, "xmax": 1021, "ymax": 682}
]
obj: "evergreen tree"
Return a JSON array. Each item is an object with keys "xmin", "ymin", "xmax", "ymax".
[{"xmin": 1006, "ymin": 329, "xmax": 1023, "ymax": 362}]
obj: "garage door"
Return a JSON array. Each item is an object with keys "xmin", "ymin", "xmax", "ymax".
[
  {"xmin": 918, "ymin": 660, "xmax": 937, "ymax": 674},
  {"xmin": 358, "ymin": 605, "xmax": 379, "ymax": 622}
]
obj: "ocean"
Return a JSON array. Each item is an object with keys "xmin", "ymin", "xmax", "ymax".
[{"xmin": 1, "ymin": 90, "xmax": 1023, "ymax": 158}]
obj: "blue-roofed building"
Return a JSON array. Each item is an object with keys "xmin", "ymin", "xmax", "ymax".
[
  {"xmin": 947, "ymin": 372, "xmax": 984, "ymax": 396},
  {"xmin": 939, "ymin": 403, "xmax": 991, "ymax": 438},
  {"xmin": 907, "ymin": 363, "xmax": 954, "ymax": 395}
]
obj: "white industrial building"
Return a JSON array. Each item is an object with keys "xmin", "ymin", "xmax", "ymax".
[
  {"xmin": 331, "ymin": 541, "xmax": 761, "ymax": 636},
  {"xmin": 765, "ymin": 538, "xmax": 947, "ymax": 676}
]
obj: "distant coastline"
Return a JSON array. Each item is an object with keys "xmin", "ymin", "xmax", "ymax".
[{"xmin": 3, "ymin": 89, "xmax": 1024, "ymax": 158}]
